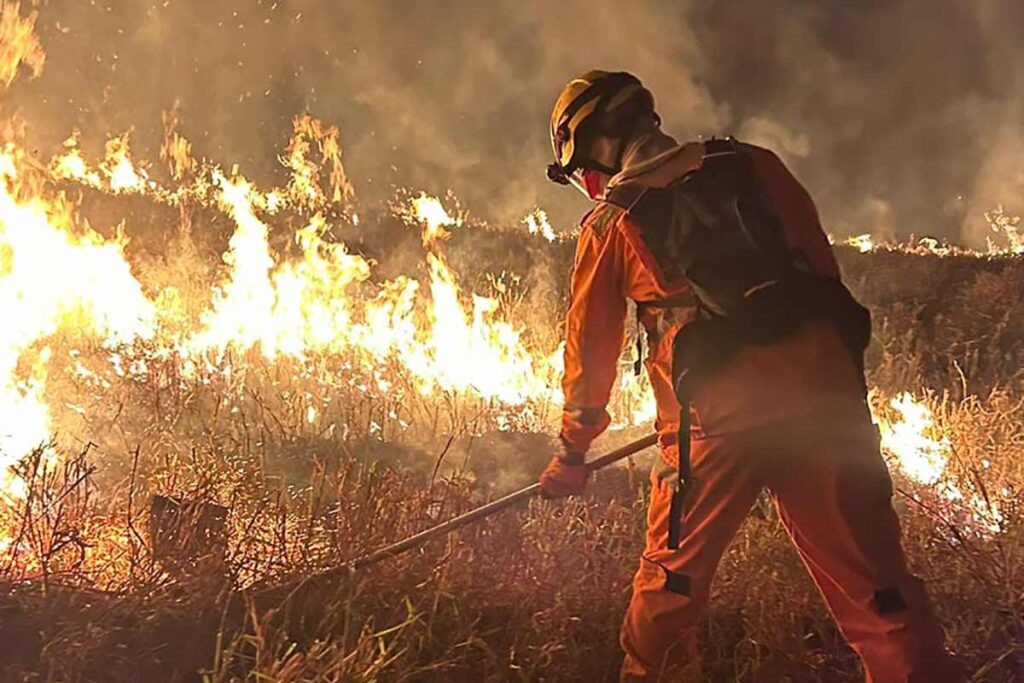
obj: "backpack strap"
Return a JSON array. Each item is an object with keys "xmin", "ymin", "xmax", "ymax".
[
  {"xmin": 603, "ymin": 181, "xmax": 647, "ymax": 212},
  {"xmin": 702, "ymin": 136, "xmax": 739, "ymax": 159},
  {"xmin": 580, "ymin": 201, "xmax": 625, "ymax": 238},
  {"xmin": 606, "ymin": 180, "xmax": 681, "ymax": 283}
]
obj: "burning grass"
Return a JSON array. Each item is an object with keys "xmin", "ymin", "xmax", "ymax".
[
  {"xmin": 1, "ymin": 388, "xmax": 1022, "ymax": 681},
  {"xmin": 1, "ymin": 4, "xmax": 1023, "ymax": 677},
  {"xmin": 1, "ymin": 173, "xmax": 1022, "ymax": 679}
]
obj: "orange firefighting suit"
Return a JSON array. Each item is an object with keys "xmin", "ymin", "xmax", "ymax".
[{"xmin": 559, "ymin": 142, "xmax": 957, "ymax": 682}]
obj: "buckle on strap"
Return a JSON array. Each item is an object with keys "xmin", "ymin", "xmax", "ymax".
[{"xmin": 702, "ymin": 136, "xmax": 739, "ymax": 158}]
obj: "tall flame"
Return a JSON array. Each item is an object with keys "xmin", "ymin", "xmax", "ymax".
[
  {"xmin": 412, "ymin": 198, "xmax": 554, "ymax": 405},
  {"xmin": 0, "ymin": 1, "xmax": 44, "ymax": 89},
  {"xmin": 0, "ymin": 148, "xmax": 154, "ymax": 496},
  {"xmin": 190, "ymin": 171, "xmax": 296, "ymax": 357}
]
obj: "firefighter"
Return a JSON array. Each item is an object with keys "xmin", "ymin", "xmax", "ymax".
[{"xmin": 538, "ymin": 70, "xmax": 960, "ymax": 682}]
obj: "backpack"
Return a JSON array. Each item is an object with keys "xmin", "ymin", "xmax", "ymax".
[{"xmin": 605, "ymin": 138, "xmax": 871, "ymax": 400}]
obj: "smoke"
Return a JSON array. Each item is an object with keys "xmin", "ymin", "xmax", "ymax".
[
  {"xmin": 4, "ymin": 0, "xmax": 1023, "ymax": 246},
  {"xmin": 689, "ymin": 0, "xmax": 1024, "ymax": 247}
]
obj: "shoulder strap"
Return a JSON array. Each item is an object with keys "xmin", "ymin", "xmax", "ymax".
[
  {"xmin": 581, "ymin": 201, "xmax": 626, "ymax": 238},
  {"xmin": 702, "ymin": 136, "xmax": 739, "ymax": 158},
  {"xmin": 603, "ymin": 182, "xmax": 647, "ymax": 212}
]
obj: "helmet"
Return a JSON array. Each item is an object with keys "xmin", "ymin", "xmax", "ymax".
[{"xmin": 547, "ymin": 70, "xmax": 655, "ymax": 197}]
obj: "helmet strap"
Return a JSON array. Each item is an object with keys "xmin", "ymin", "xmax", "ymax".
[
  {"xmin": 613, "ymin": 135, "xmax": 629, "ymax": 174},
  {"xmin": 581, "ymin": 134, "xmax": 628, "ymax": 178},
  {"xmin": 586, "ymin": 159, "xmax": 620, "ymax": 177}
]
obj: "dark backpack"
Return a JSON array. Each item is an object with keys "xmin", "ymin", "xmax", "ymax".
[{"xmin": 606, "ymin": 138, "xmax": 871, "ymax": 399}]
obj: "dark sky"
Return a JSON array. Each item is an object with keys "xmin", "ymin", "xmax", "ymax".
[{"xmin": 6, "ymin": 0, "xmax": 1024, "ymax": 246}]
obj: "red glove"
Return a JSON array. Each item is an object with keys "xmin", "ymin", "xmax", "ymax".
[{"xmin": 539, "ymin": 451, "xmax": 589, "ymax": 498}]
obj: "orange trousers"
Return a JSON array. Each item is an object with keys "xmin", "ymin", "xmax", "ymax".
[{"xmin": 620, "ymin": 411, "xmax": 959, "ymax": 682}]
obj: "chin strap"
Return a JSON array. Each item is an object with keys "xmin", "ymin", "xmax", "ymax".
[
  {"xmin": 613, "ymin": 136, "xmax": 629, "ymax": 175},
  {"xmin": 611, "ymin": 117, "xmax": 661, "ymax": 178},
  {"xmin": 581, "ymin": 136, "xmax": 629, "ymax": 178}
]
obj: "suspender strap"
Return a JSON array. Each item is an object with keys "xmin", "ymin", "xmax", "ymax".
[{"xmin": 667, "ymin": 396, "xmax": 691, "ymax": 550}]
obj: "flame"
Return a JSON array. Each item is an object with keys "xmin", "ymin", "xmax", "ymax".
[
  {"xmin": 985, "ymin": 205, "xmax": 1024, "ymax": 255},
  {"xmin": 0, "ymin": 146, "xmax": 154, "ymax": 497},
  {"xmin": 421, "ymin": 253, "xmax": 553, "ymax": 404},
  {"xmin": 845, "ymin": 233, "xmax": 876, "ymax": 253},
  {"xmin": 833, "ymin": 233, "xmax": 969, "ymax": 257},
  {"xmin": 161, "ymin": 108, "xmax": 195, "ymax": 181},
  {"xmin": 189, "ymin": 171, "xmax": 297, "ymax": 357},
  {"xmin": 50, "ymin": 131, "xmax": 101, "ymax": 186},
  {"xmin": 876, "ymin": 392, "xmax": 1006, "ymax": 535},
  {"xmin": 610, "ymin": 371, "xmax": 658, "ymax": 429},
  {"xmin": 408, "ymin": 193, "xmax": 459, "ymax": 248},
  {"xmin": 102, "ymin": 134, "xmax": 148, "ymax": 193},
  {"xmin": 905, "ymin": 237, "xmax": 958, "ymax": 257},
  {"xmin": 0, "ymin": 1, "xmax": 44, "ymax": 88},
  {"xmin": 180, "ymin": 173, "xmax": 560, "ymax": 409},
  {"xmin": 51, "ymin": 131, "xmax": 151, "ymax": 195},
  {"xmin": 878, "ymin": 392, "xmax": 949, "ymax": 485},
  {"xmin": 283, "ymin": 115, "xmax": 355, "ymax": 209},
  {"xmin": 50, "ymin": 115, "xmax": 356, "ymax": 223},
  {"xmin": 524, "ymin": 209, "xmax": 557, "ymax": 242}
]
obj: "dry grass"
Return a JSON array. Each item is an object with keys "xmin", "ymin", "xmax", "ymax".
[{"xmin": 1, "ymin": 237, "xmax": 1023, "ymax": 682}]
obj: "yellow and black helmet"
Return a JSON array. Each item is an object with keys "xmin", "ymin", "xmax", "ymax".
[{"xmin": 547, "ymin": 70, "xmax": 655, "ymax": 186}]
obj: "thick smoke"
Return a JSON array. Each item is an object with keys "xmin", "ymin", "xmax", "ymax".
[
  {"xmin": 6, "ymin": 0, "xmax": 1024, "ymax": 246},
  {"xmin": 687, "ymin": 0, "xmax": 1024, "ymax": 246}
]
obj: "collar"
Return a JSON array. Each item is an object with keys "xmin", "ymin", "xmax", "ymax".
[{"xmin": 606, "ymin": 142, "xmax": 706, "ymax": 192}]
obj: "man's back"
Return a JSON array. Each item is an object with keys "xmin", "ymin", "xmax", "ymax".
[{"xmin": 562, "ymin": 140, "xmax": 865, "ymax": 450}]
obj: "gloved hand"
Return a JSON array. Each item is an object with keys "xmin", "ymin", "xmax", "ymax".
[{"xmin": 539, "ymin": 451, "xmax": 589, "ymax": 498}]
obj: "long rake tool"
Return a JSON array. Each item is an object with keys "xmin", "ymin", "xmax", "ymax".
[{"xmin": 256, "ymin": 433, "xmax": 657, "ymax": 602}]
